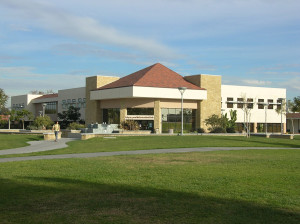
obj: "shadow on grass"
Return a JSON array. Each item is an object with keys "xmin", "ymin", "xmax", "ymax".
[{"xmin": 1, "ymin": 177, "xmax": 299, "ymax": 224}]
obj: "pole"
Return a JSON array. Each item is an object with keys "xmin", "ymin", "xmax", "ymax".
[
  {"xmin": 265, "ymin": 104, "xmax": 267, "ymax": 136},
  {"xmin": 280, "ymin": 101, "xmax": 283, "ymax": 134},
  {"xmin": 181, "ymin": 92, "xmax": 183, "ymax": 136}
]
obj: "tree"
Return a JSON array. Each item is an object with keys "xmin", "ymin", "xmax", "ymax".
[
  {"xmin": 33, "ymin": 115, "xmax": 53, "ymax": 130},
  {"xmin": 10, "ymin": 109, "xmax": 33, "ymax": 129},
  {"xmin": 286, "ymin": 96, "xmax": 300, "ymax": 134},
  {"xmin": 58, "ymin": 106, "xmax": 81, "ymax": 128},
  {"xmin": 0, "ymin": 88, "xmax": 9, "ymax": 114},
  {"xmin": 224, "ymin": 109, "xmax": 237, "ymax": 133},
  {"xmin": 289, "ymin": 96, "xmax": 300, "ymax": 112}
]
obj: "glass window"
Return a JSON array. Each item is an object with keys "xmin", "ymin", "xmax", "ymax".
[
  {"xmin": 161, "ymin": 108, "xmax": 196, "ymax": 133},
  {"xmin": 72, "ymin": 99, "xmax": 76, "ymax": 103},
  {"xmin": 227, "ymin": 97, "xmax": 233, "ymax": 108},
  {"xmin": 247, "ymin": 98, "xmax": 253, "ymax": 109},
  {"xmin": 45, "ymin": 102, "xmax": 57, "ymax": 114},
  {"xmin": 237, "ymin": 98, "xmax": 243, "ymax": 109},
  {"xmin": 258, "ymin": 99, "xmax": 264, "ymax": 109},
  {"xmin": 127, "ymin": 108, "xmax": 154, "ymax": 115},
  {"xmin": 277, "ymin": 99, "xmax": 282, "ymax": 110},
  {"xmin": 103, "ymin": 109, "xmax": 120, "ymax": 124},
  {"xmin": 268, "ymin": 99, "xmax": 273, "ymax": 109},
  {"xmin": 67, "ymin": 99, "xmax": 71, "ymax": 103},
  {"xmin": 78, "ymin": 98, "xmax": 82, "ymax": 103}
]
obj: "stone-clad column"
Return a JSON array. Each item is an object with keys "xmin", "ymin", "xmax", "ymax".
[{"xmin": 154, "ymin": 100, "xmax": 161, "ymax": 133}]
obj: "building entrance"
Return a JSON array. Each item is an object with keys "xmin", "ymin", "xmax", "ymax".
[{"xmin": 135, "ymin": 120, "xmax": 154, "ymax": 132}]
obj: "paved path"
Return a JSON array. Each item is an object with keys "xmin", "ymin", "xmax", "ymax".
[
  {"xmin": 0, "ymin": 138, "xmax": 76, "ymax": 156},
  {"xmin": 0, "ymin": 145, "xmax": 299, "ymax": 163}
]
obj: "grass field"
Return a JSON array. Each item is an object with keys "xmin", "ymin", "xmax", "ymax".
[
  {"xmin": 0, "ymin": 135, "xmax": 299, "ymax": 159},
  {"xmin": 1, "ymin": 149, "xmax": 299, "ymax": 223},
  {"xmin": 0, "ymin": 134, "xmax": 43, "ymax": 150}
]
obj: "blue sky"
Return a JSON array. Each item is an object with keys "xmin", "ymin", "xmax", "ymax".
[{"xmin": 0, "ymin": 0, "xmax": 299, "ymax": 106}]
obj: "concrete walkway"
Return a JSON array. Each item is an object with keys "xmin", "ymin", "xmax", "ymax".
[
  {"xmin": 0, "ymin": 144, "xmax": 299, "ymax": 163},
  {"xmin": 0, "ymin": 138, "xmax": 76, "ymax": 156}
]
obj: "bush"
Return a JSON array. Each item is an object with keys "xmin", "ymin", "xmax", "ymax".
[
  {"xmin": 197, "ymin": 128, "xmax": 205, "ymax": 133},
  {"xmin": 68, "ymin": 122, "xmax": 85, "ymax": 130},
  {"xmin": 210, "ymin": 127, "xmax": 226, "ymax": 133},
  {"xmin": 33, "ymin": 115, "xmax": 53, "ymax": 130},
  {"xmin": 226, "ymin": 127, "xmax": 236, "ymax": 133},
  {"xmin": 120, "ymin": 120, "xmax": 139, "ymax": 130}
]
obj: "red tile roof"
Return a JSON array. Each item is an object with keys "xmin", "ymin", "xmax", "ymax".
[
  {"xmin": 98, "ymin": 63, "xmax": 204, "ymax": 90},
  {"xmin": 34, "ymin": 93, "xmax": 58, "ymax": 100}
]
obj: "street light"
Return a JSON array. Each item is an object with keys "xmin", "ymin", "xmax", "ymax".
[
  {"xmin": 278, "ymin": 98, "xmax": 285, "ymax": 135},
  {"xmin": 42, "ymin": 103, "xmax": 47, "ymax": 117},
  {"xmin": 263, "ymin": 102, "xmax": 268, "ymax": 136},
  {"xmin": 178, "ymin": 87, "xmax": 187, "ymax": 136}
]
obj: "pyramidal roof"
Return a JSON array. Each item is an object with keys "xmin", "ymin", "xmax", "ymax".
[{"xmin": 98, "ymin": 63, "xmax": 204, "ymax": 90}]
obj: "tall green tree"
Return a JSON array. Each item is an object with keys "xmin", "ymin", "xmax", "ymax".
[
  {"xmin": 0, "ymin": 88, "xmax": 9, "ymax": 114},
  {"xmin": 289, "ymin": 96, "xmax": 300, "ymax": 112},
  {"xmin": 58, "ymin": 106, "xmax": 81, "ymax": 128},
  {"xmin": 10, "ymin": 109, "xmax": 33, "ymax": 129}
]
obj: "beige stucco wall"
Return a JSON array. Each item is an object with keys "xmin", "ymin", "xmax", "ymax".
[
  {"xmin": 154, "ymin": 100, "xmax": 161, "ymax": 133},
  {"xmin": 85, "ymin": 76, "xmax": 119, "ymax": 124},
  {"xmin": 184, "ymin": 74, "xmax": 221, "ymax": 131},
  {"xmin": 101, "ymin": 98, "xmax": 155, "ymax": 109}
]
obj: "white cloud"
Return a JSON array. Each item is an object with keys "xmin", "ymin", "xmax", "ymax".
[
  {"xmin": 241, "ymin": 79, "xmax": 272, "ymax": 86},
  {"xmin": 1, "ymin": 0, "xmax": 179, "ymax": 60}
]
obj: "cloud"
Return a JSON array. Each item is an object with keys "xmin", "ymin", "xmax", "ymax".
[
  {"xmin": 1, "ymin": 0, "xmax": 179, "ymax": 60},
  {"xmin": 9, "ymin": 24, "xmax": 31, "ymax": 32},
  {"xmin": 241, "ymin": 79, "xmax": 272, "ymax": 86}
]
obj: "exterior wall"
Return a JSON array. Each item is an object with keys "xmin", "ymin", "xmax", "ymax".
[
  {"xmin": 160, "ymin": 99, "xmax": 198, "ymax": 109},
  {"xmin": 57, "ymin": 87, "xmax": 86, "ymax": 120},
  {"xmin": 154, "ymin": 100, "xmax": 161, "ymax": 133},
  {"xmin": 184, "ymin": 74, "xmax": 222, "ymax": 131},
  {"xmin": 91, "ymin": 86, "xmax": 207, "ymax": 101},
  {"xmin": 101, "ymin": 98, "xmax": 155, "ymax": 109},
  {"xmin": 11, "ymin": 94, "xmax": 42, "ymax": 118},
  {"xmin": 86, "ymin": 76, "xmax": 120, "ymax": 124},
  {"xmin": 221, "ymin": 85, "xmax": 286, "ymax": 126},
  {"xmin": 35, "ymin": 103, "xmax": 58, "ymax": 121}
]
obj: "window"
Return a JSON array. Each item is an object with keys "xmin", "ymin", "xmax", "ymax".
[
  {"xmin": 161, "ymin": 108, "xmax": 196, "ymax": 133},
  {"xmin": 127, "ymin": 108, "xmax": 154, "ymax": 115},
  {"xmin": 78, "ymin": 98, "xmax": 82, "ymax": 103},
  {"xmin": 258, "ymin": 99, "xmax": 264, "ymax": 109},
  {"xmin": 277, "ymin": 99, "xmax": 282, "ymax": 110},
  {"xmin": 45, "ymin": 102, "xmax": 57, "ymax": 114},
  {"xmin": 268, "ymin": 99, "xmax": 273, "ymax": 109},
  {"xmin": 67, "ymin": 99, "xmax": 71, "ymax": 104},
  {"xmin": 102, "ymin": 108, "xmax": 120, "ymax": 124},
  {"xmin": 237, "ymin": 98, "xmax": 244, "ymax": 108},
  {"xmin": 247, "ymin": 98, "xmax": 253, "ymax": 109},
  {"xmin": 227, "ymin": 97, "xmax": 233, "ymax": 108},
  {"xmin": 72, "ymin": 99, "xmax": 76, "ymax": 103}
]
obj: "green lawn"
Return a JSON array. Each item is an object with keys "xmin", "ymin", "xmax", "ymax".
[
  {"xmin": 0, "ymin": 135, "xmax": 299, "ymax": 159},
  {"xmin": 0, "ymin": 134, "xmax": 43, "ymax": 150},
  {"xmin": 0, "ymin": 149, "xmax": 299, "ymax": 223}
]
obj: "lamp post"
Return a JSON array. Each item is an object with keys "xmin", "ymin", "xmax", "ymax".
[
  {"xmin": 42, "ymin": 103, "xmax": 47, "ymax": 117},
  {"xmin": 178, "ymin": 87, "xmax": 187, "ymax": 136},
  {"xmin": 264, "ymin": 103, "xmax": 268, "ymax": 136},
  {"xmin": 278, "ymin": 98, "xmax": 285, "ymax": 135}
]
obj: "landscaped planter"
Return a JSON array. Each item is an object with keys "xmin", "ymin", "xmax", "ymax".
[{"xmin": 121, "ymin": 130, "xmax": 152, "ymax": 134}]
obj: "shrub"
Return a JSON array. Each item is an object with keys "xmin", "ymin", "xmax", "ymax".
[
  {"xmin": 210, "ymin": 127, "xmax": 226, "ymax": 133},
  {"xmin": 226, "ymin": 127, "xmax": 236, "ymax": 133},
  {"xmin": 120, "ymin": 120, "xmax": 139, "ymax": 130},
  {"xmin": 33, "ymin": 115, "xmax": 53, "ymax": 130},
  {"xmin": 197, "ymin": 128, "xmax": 205, "ymax": 133},
  {"xmin": 68, "ymin": 122, "xmax": 85, "ymax": 130}
]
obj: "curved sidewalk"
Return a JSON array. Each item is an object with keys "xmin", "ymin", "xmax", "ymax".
[
  {"xmin": 0, "ymin": 138, "xmax": 76, "ymax": 156},
  {"xmin": 0, "ymin": 146, "xmax": 299, "ymax": 163}
]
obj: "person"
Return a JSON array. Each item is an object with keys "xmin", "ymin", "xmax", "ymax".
[{"xmin": 52, "ymin": 121, "xmax": 60, "ymax": 142}]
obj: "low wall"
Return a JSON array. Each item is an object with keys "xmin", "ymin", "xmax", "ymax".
[
  {"xmin": 251, "ymin": 133, "xmax": 294, "ymax": 139},
  {"xmin": 44, "ymin": 132, "xmax": 62, "ymax": 141}
]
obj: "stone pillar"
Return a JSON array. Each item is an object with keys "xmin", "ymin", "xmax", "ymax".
[
  {"xmin": 184, "ymin": 74, "xmax": 221, "ymax": 132},
  {"xmin": 85, "ymin": 76, "xmax": 119, "ymax": 125},
  {"xmin": 120, "ymin": 105, "xmax": 127, "ymax": 124},
  {"xmin": 253, "ymin": 122, "xmax": 257, "ymax": 133},
  {"xmin": 154, "ymin": 100, "xmax": 161, "ymax": 133},
  {"xmin": 283, "ymin": 123, "xmax": 287, "ymax": 134}
]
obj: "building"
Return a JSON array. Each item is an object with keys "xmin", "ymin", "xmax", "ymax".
[
  {"xmin": 11, "ymin": 63, "xmax": 286, "ymax": 133},
  {"xmin": 286, "ymin": 113, "xmax": 300, "ymax": 134}
]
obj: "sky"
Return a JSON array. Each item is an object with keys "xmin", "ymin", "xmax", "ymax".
[{"xmin": 0, "ymin": 0, "xmax": 299, "ymax": 107}]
